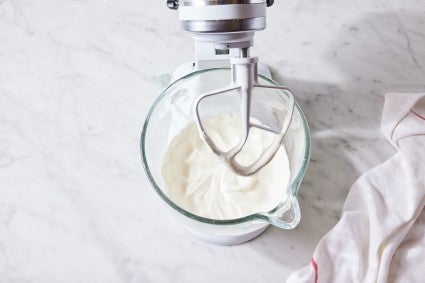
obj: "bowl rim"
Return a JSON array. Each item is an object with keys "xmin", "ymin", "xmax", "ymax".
[{"xmin": 140, "ymin": 68, "xmax": 311, "ymax": 225}]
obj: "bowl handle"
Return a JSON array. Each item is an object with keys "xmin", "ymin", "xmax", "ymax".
[
  {"xmin": 260, "ymin": 195, "xmax": 301, "ymax": 229},
  {"xmin": 156, "ymin": 73, "xmax": 172, "ymax": 92}
]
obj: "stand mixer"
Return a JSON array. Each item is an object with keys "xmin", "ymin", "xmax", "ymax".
[
  {"xmin": 167, "ymin": 0, "xmax": 295, "ymax": 176},
  {"xmin": 140, "ymin": 0, "xmax": 310, "ymax": 244}
]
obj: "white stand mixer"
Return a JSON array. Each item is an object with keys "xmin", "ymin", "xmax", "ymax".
[
  {"xmin": 140, "ymin": 1, "xmax": 310, "ymax": 245},
  {"xmin": 167, "ymin": 0, "xmax": 295, "ymax": 176}
]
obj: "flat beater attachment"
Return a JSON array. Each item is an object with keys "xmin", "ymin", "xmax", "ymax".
[{"xmin": 193, "ymin": 57, "xmax": 295, "ymax": 176}]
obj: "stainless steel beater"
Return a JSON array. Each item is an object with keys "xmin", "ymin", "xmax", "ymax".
[{"xmin": 167, "ymin": 0, "xmax": 295, "ymax": 176}]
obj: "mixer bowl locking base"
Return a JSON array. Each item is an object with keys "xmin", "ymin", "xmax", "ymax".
[{"xmin": 184, "ymin": 224, "xmax": 270, "ymax": 246}]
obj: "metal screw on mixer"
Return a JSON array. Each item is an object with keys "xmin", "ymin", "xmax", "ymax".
[{"xmin": 167, "ymin": 0, "xmax": 179, "ymax": 10}]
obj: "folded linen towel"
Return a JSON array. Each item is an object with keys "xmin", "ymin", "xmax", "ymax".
[{"xmin": 287, "ymin": 93, "xmax": 425, "ymax": 283}]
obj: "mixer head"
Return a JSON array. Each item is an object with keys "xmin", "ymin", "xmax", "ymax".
[
  {"xmin": 167, "ymin": 0, "xmax": 295, "ymax": 176},
  {"xmin": 168, "ymin": 0, "xmax": 270, "ymax": 57}
]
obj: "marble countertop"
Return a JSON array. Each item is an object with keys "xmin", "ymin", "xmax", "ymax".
[{"xmin": 1, "ymin": 0, "xmax": 424, "ymax": 282}]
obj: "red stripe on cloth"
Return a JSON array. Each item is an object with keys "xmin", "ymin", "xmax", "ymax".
[
  {"xmin": 411, "ymin": 109, "xmax": 425, "ymax": 121},
  {"xmin": 311, "ymin": 258, "xmax": 318, "ymax": 283}
]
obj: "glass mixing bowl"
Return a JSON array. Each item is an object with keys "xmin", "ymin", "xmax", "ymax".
[{"xmin": 141, "ymin": 68, "xmax": 310, "ymax": 245}]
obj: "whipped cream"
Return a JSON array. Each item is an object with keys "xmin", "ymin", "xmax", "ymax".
[{"xmin": 161, "ymin": 114, "xmax": 290, "ymax": 220}]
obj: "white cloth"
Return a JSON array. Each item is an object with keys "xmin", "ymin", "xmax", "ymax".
[{"xmin": 287, "ymin": 93, "xmax": 425, "ymax": 283}]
